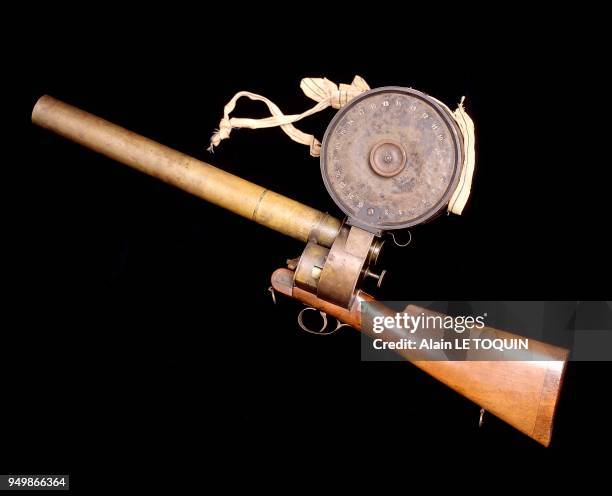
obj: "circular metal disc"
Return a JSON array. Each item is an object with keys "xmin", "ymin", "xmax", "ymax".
[{"xmin": 320, "ymin": 87, "xmax": 463, "ymax": 232}]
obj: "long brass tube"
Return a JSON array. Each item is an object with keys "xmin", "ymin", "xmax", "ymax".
[{"xmin": 32, "ymin": 96, "xmax": 341, "ymax": 246}]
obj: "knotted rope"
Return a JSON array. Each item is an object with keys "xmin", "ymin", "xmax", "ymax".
[{"xmin": 208, "ymin": 76, "xmax": 370, "ymax": 157}]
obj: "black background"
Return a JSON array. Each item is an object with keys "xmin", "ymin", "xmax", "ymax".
[{"xmin": 7, "ymin": 8, "xmax": 612, "ymax": 488}]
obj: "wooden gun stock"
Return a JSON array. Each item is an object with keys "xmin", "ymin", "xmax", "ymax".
[{"xmin": 271, "ymin": 268, "xmax": 569, "ymax": 447}]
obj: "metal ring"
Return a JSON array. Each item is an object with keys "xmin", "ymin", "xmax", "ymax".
[
  {"xmin": 390, "ymin": 230, "xmax": 412, "ymax": 248},
  {"xmin": 297, "ymin": 307, "xmax": 329, "ymax": 335},
  {"xmin": 268, "ymin": 286, "xmax": 277, "ymax": 304}
]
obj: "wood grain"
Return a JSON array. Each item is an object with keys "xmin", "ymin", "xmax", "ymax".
[{"xmin": 271, "ymin": 269, "xmax": 569, "ymax": 447}]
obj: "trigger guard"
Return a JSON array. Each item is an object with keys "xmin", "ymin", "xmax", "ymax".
[
  {"xmin": 333, "ymin": 319, "xmax": 351, "ymax": 332},
  {"xmin": 297, "ymin": 307, "xmax": 328, "ymax": 334},
  {"xmin": 297, "ymin": 307, "xmax": 349, "ymax": 335}
]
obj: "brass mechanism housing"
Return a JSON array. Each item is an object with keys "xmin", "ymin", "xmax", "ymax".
[{"xmin": 293, "ymin": 224, "xmax": 385, "ymax": 308}]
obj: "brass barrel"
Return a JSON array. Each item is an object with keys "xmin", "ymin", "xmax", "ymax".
[{"xmin": 32, "ymin": 96, "xmax": 341, "ymax": 246}]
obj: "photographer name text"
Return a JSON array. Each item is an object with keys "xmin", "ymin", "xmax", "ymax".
[{"xmin": 372, "ymin": 337, "xmax": 529, "ymax": 351}]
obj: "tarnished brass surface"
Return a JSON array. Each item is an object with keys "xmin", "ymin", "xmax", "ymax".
[
  {"xmin": 317, "ymin": 225, "xmax": 375, "ymax": 307},
  {"xmin": 293, "ymin": 242, "xmax": 329, "ymax": 293},
  {"xmin": 32, "ymin": 96, "xmax": 342, "ymax": 247},
  {"xmin": 321, "ymin": 87, "xmax": 463, "ymax": 232},
  {"xmin": 307, "ymin": 212, "xmax": 341, "ymax": 247},
  {"xmin": 369, "ymin": 139, "xmax": 406, "ymax": 177},
  {"xmin": 367, "ymin": 238, "xmax": 385, "ymax": 266}
]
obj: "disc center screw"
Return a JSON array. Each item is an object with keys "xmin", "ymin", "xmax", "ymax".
[{"xmin": 369, "ymin": 139, "xmax": 407, "ymax": 177}]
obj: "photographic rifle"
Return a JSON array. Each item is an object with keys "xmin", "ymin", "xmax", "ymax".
[{"xmin": 31, "ymin": 91, "xmax": 568, "ymax": 446}]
